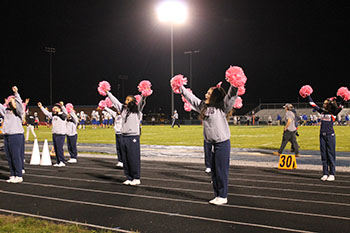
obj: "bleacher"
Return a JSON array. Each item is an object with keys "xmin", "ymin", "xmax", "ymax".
[{"xmin": 253, "ymin": 102, "xmax": 350, "ymax": 124}]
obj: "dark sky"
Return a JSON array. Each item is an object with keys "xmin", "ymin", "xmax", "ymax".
[{"xmin": 1, "ymin": 0, "xmax": 349, "ymax": 115}]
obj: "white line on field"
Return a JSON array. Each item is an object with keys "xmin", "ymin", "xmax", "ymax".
[{"xmin": 0, "ymin": 190, "xmax": 317, "ymax": 233}]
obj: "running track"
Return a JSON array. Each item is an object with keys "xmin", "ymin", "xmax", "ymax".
[{"xmin": 0, "ymin": 154, "xmax": 350, "ymax": 233}]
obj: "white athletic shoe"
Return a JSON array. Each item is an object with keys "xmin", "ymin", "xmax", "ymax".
[
  {"xmin": 22, "ymin": 169, "xmax": 25, "ymax": 174},
  {"xmin": 6, "ymin": 176, "xmax": 15, "ymax": 183},
  {"xmin": 327, "ymin": 175, "xmax": 335, "ymax": 181},
  {"xmin": 320, "ymin": 175, "xmax": 328, "ymax": 181},
  {"xmin": 209, "ymin": 197, "xmax": 218, "ymax": 204},
  {"xmin": 123, "ymin": 180, "xmax": 132, "ymax": 185},
  {"xmin": 11, "ymin": 177, "xmax": 23, "ymax": 183},
  {"xmin": 205, "ymin": 168, "xmax": 211, "ymax": 173},
  {"xmin": 67, "ymin": 158, "xmax": 77, "ymax": 163},
  {"xmin": 130, "ymin": 179, "xmax": 141, "ymax": 186},
  {"xmin": 209, "ymin": 197, "xmax": 228, "ymax": 206},
  {"xmin": 54, "ymin": 162, "xmax": 66, "ymax": 167},
  {"xmin": 116, "ymin": 162, "xmax": 123, "ymax": 168}
]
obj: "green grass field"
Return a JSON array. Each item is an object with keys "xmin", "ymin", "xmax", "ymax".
[
  {"xmin": 25, "ymin": 125, "xmax": 350, "ymax": 151},
  {"xmin": 0, "ymin": 214, "xmax": 117, "ymax": 233}
]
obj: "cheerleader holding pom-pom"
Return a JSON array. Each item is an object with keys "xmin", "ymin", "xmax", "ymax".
[
  {"xmin": 98, "ymin": 80, "xmax": 151, "ymax": 186},
  {"xmin": 0, "ymin": 86, "xmax": 25, "ymax": 183},
  {"xmin": 172, "ymin": 66, "xmax": 245, "ymax": 205},
  {"xmin": 300, "ymin": 85, "xmax": 349, "ymax": 181}
]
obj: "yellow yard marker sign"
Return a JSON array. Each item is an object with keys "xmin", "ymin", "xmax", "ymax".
[{"xmin": 278, "ymin": 154, "xmax": 297, "ymax": 169}]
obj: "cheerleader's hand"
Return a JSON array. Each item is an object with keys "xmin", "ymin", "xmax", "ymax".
[
  {"xmin": 12, "ymin": 86, "xmax": 18, "ymax": 93},
  {"xmin": 37, "ymin": 102, "xmax": 42, "ymax": 108},
  {"xmin": 59, "ymin": 101, "xmax": 64, "ymax": 106}
]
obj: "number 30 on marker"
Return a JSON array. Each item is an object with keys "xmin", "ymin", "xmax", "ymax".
[{"xmin": 278, "ymin": 154, "xmax": 297, "ymax": 169}]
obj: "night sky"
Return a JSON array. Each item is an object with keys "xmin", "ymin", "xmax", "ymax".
[{"xmin": 1, "ymin": 0, "xmax": 349, "ymax": 116}]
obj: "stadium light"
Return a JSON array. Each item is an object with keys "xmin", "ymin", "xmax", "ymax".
[
  {"xmin": 156, "ymin": 1, "xmax": 188, "ymax": 24},
  {"xmin": 156, "ymin": 1, "xmax": 188, "ymax": 116}
]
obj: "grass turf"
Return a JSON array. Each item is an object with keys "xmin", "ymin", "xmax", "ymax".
[
  {"xmin": 25, "ymin": 125, "xmax": 350, "ymax": 151},
  {"xmin": 0, "ymin": 214, "xmax": 117, "ymax": 233}
]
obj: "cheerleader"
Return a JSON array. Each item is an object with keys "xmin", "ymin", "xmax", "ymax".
[
  {"xmin": 300, "ymin": 85, "xmax": 348, "ymax": 181},
  {"xmin": 172, "ymin": 70, "xmax": 241, "ymax": 205},
  {"xmin": 104, "ymin": 107, "xmax": 123, "ymax": 168},
  {"xmin": 66, "ymin": 103, "xmax": 79, "ymax": 163},
  {"xmin": 106, "ymin": 92, "xmax": 146, "ymax": 185},
  {"xmin": 38, "ymin": 101, "xmax": 67, "ymax": 167},
  {"xmin": 91, "ymin": 110, "xmax": 97, "ymax": 129},
  {"xmin": 0, "ymin": 86, "xmax": 25, "ymax": 183}
]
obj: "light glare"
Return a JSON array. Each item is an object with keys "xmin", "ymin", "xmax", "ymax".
[{"xmin": 156, "ymin": 1, "xmax": 188, "ymax": 24}]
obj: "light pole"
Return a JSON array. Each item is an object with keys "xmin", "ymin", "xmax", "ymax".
[
  {"xmin": 184, "ymin": 50, "xmax": 200, "ymax": 119},
  {"xmin": 156, "ymin": 0, "xmax": 188, "ymax": 117},
  {"xmin": 45, "ymin": 47, "xmax": 56, "ymax": 106},
  {"xmin": 184, "ymin": 50, "xmax": 200, "ymax": 90}
]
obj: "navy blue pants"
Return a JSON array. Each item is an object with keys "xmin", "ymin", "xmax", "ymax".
[
  {"xmin": 115, "ymin": 134, "xmax": 123, "ymax": 162},
  {"xmin": 4, "ymin": 134, "xmax": 24, "ymax": 177},
  {"xmin": 67, "ymin": 134, "xmax": 78, "ymax": 159},
  {"xmin": 21, "ymin": 134, "xmax": 25, "ymax": 170},
  {"xmin": 320, "ymin": 133, "xmax": 336, "ymax": 175},
  {"xmin": 211, "ymin": 139, "xmax": 231, "ymax": 198},
  {"xmin": 121, "ymin": 135, "xmax": 140, "ymax": 180},
  {"xmin": 53, "ymin": 134, "xmax": 66, "ymax": 163},
  {"xmin": 204, "ymin": 140, "xmax": 213, "ymax": 169}
]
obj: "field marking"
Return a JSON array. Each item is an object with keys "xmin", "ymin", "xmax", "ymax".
[
  {"xmin": 3, "ymin": 159, "xmax": 350, "ymax": 179},
  {"xmin": 0, "ymin": 208, "xmax": 130, "ymax": 232},
  {"xmin": 2, "ymin": 178, "xmax": 350, "ymax": 211},
  {"xmin": 0, "ymin": 190, "xmax": 318, "ymax": 233},
  {"xmin": 11, "ymin": 160, "xmax": 350, "ymax": 186},
  {"xmin": 15, "ymin": 165, "xmax": 350, "ymax": 192},
  {"xmin": 13, "ymin": 172, "xmax": 350, "ymax": 198},
  {"xmin": 2, "ymin": 174, "xmax": 350, "ymax": 216}
]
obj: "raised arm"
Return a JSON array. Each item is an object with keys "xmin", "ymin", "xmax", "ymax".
[
  {"xmin": 105, "ymin": 107, "xmax": 117, "ymax": 118},
  {"xmin": 59, "ymin": 102, "xmax": 68, "ymax": 119},
  {"xmin": 107, "ymin": 91, "xmax": 123, "ymax": 112},
  {"xmin": 307, "ymin": 96, "xmax": 323, "ymax": 114},
  {"xmin": 13, "ymin": 87, "xmax": 24, "ymax": 118},
  {"xmin": 223, "ymin": 86, "xmax": 238, "ymax": 114},
  {"xmin": 70, "ymin": 111, "xmax": 79, "ymax": 124},
  {"xmin": 138, "ymin": 96, "xmax": 146, "ymax": 112},
  {"xmin": 180, "ymin": 86, "xmax": 202, "ymax": 113},
  {"xmin": 38, "ymin": 102, "xmax": 52, "ymax": 119}
]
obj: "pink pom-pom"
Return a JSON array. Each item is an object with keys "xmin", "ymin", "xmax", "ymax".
[
  {"xmin": 171, "ymin": 74, "xmax": 188, "ymax": 94},
  {"xmin": 65, "ymin": 103, "xmax": 74, "ymax": 113},
  {"xmin": 98, "ymin": 100, "xmax": 107, "ymax": 110},
  {"xmin": 299, "ymin": 85, "xmax": 313, "ymax": 98},
  {"xmin": 134, "ymin": 95, "xmax": 142, "ymax": 105},
  {"xmin": 105, "ymin": 97, "xmax": 113, "ymax": 108},
  {"xmin": 5, "ymin": 95, "xmax": 15, "ymax": 105},
  {"xmin": 337, "ymin": 87, "xmax": 350, "ymax": 101},
  {"xmin": 138, "ymin": 80, "xmax": 153, "ymax": 97},
  {"xmin": 97, "ymin": 81, "xmax": 111, "ymax": 96},
  {"xmin": 237, "ymin": 86, "xmax": 246, "ymax": 96},
  {"xmin": 184, "ymin": 102, "xmax": 192, "ymax": 112},
  {"xmin": 225, "ymin": 66, "xmax": 247, "ymax": 88},
  {"xmin": 234, "ymin": 96, "xmax": 243, "ymax": 109}
]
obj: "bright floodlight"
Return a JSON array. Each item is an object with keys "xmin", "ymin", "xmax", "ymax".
[{"xmin": 156, "ymin": 1, "xmax": 188, "ymax": 24}]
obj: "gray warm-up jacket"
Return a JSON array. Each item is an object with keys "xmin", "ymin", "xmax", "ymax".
[
  {"xmin": 107, "ymin": 91, "xmax": 145, "ymax": 136},
  {"xmin": 181, "ymin": 85, "xmax": 237, "ymax": 143},
  {"xmin": 0, "ymin": 92, "xmax": 24, "ymax": 135},
  {"xmin": 40, "ymin": 105, "xmax": 67, "ymax": 135},
  {"xmin": 66, "ymin": 110, "xmax": 78, "ymax": 136}
]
